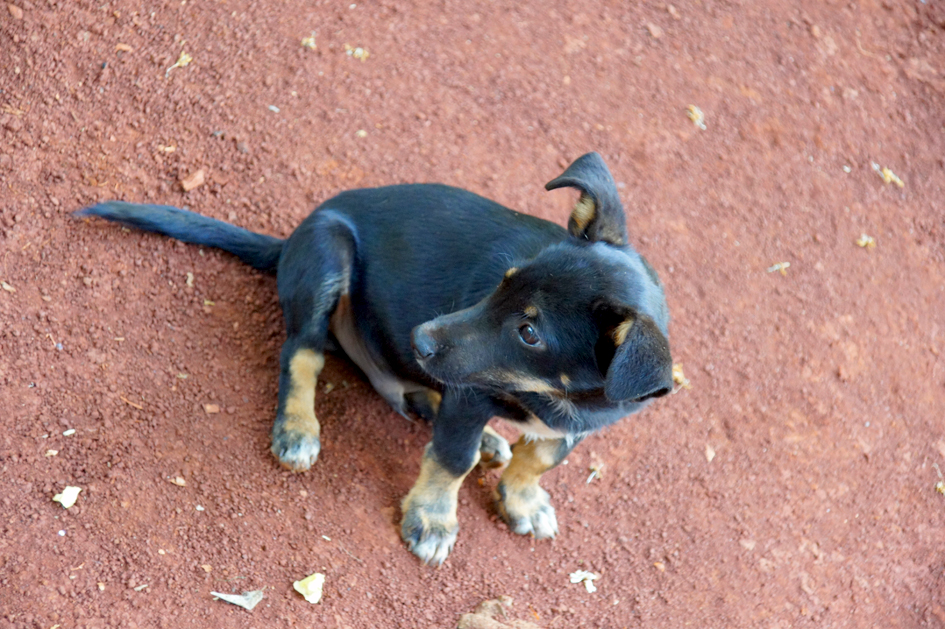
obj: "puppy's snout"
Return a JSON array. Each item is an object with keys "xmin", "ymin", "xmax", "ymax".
[{"xmin": 411, "ymin": 325, "xmax": 438, "ymax": 360}]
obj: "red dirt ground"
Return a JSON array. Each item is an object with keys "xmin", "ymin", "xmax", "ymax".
[{"xmin": 2, "ymin": 1, "xmax": 945, "ymax": 627}]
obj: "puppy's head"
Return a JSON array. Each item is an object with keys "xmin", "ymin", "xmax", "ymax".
[{"xmin": 412, "ymin": 152, "xmax": 672, "ymax": 405}]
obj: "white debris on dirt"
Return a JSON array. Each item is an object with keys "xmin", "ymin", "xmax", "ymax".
[
  {"xmin": 672, "ymin": 363, "xmax": 691, "ymax": 392},
  {"xmin": 293, "ymin": 572, "xmax": 326, "ymax": 604},
  {"xmin": 856, "ymin": 234, "xmax": 876, "ymax": 249},
  {"xmin": 343, "ymin": 43, "xmax": 370, "ymax": 61},
  {"xmin": 686, "ymin": 104, "xmax": 706, "ymax": 130},
  {"xmin": 211, "ymin": 589, "xmax": 265, "ymax": 611},
  {"xmin": 705, "ymin": 444, "xmax": 716, "ymax": 463},
  {"xmin": 871, "ymin": 162, "xmax": 904, "ymax": 188},
  {"xmin": 767, "ymin": 262, "xmax": 790, "ymax": 275},
  {"xmin": 166, "ymin": 50, "xmax": 192, "ymax": 77},
  {"xmin": 569, "ymin": 570, "xmax": 600, "ymax": 593},
  {"xmin": 301, "ymin": 32, "xmax": 317, "ymax": 49},
  {"xmin": 53, "ymin": 486, "xmax": 82, "ymax": 509}
]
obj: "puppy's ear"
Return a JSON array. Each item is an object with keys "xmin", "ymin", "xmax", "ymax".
[
  {"xmin": 595, "ymin": 304, "xmax": 673, "ymax": 402},
  {"xmin": 545, "ymin": 152, "xmax": 628, "ymax": 246}
]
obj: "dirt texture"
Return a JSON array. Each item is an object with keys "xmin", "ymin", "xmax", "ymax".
[{"xmin": 2, "ymin": 1, "xmax": 945, "ymax": 627}]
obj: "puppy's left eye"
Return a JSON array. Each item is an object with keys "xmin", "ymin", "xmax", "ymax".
[{"xmin": 518, "ymin": 324, "xmax": 540, "ymax": 346}]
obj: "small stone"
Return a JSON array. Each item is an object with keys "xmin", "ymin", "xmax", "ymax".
[
  {"xmin": 647, "ymin": 23, "xmax": 663, "ymax": 39},
  {"xmin": 204, "ymin": 404, "xmax": 220, "ymax": 414},
  {"xmin": 7, "ymin": 4, "xmax": 24, "ymax": 19},
  {"xmin": 180, "ymin": 169, "xmax": 206, "ymax": 192}
]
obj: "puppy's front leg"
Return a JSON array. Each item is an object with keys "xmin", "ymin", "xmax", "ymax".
[
  {"xmin": 401, "ymin": 392, "xmax": 492, "ymax": 565},
  {"xmin": 496, "ymin": 435, "xmax": 581, "ymax": 539}
]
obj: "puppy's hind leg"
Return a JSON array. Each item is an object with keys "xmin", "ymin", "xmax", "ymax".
[{"xmin": 270, "ymin": 214, "xmax": 355, "ymax": 472}]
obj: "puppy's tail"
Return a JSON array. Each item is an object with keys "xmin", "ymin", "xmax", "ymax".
[{"xmin": 75, "ymin": 202, "xmax": 284, "ymax": 272}]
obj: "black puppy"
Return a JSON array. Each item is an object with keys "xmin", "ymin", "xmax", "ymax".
[{"xmin": 77, "ymin": 152, "xmax": 673, "ymax": 565}]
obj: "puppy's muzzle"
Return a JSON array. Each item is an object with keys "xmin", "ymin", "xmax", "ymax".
[{"xmin": 411, "ymin": 323, "xmax": 439, "ymax": 360}]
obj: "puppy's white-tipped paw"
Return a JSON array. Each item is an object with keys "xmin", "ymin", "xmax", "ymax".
[
  {"xmin": 271, "ymin": 428, "xmax": 321, "ymax": 472},
  {"xmin": 496, "ymin": 483, "xmax": 558, "ymax": 539}
]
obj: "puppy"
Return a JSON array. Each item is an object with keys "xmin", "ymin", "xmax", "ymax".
[{"xmin": 77, "ymin": 152, "xmax": 673, "ymax": 565}]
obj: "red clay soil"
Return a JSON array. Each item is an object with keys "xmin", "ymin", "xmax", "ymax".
[{"xmin": 2, "ymin": 1, "xmax": 945, "ymax": 627}]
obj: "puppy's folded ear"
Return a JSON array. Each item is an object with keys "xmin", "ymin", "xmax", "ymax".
[
  {"xmin": 595, "ymin": 305, "xmax": 673, "ymax": 402},
  {"xmin": 545, "ymin": 152, "xmax": 628, "ymax": 246}
]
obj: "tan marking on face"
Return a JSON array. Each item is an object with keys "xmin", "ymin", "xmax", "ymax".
[
  {"xmin": 524, "ymin": 305, "xmax": 538, "ymax": 318},
  {"xmin": 612, "ymin": 318, "xmax": 634, "ymax": 345},
  {"xmin": 401, "ymin": 444, "xmax": 480, "ymax": 530},
  {"xmin": 559, "ymin": 374, "xmax": 571, "ymax": 387},
  {"xmin": 282, "ymin": 349, "xmax": 325, "ymax": 438},
  {"xmin": 570, "ymin": 194, "xmax": 597, "ymax": 233},
  {"xmin": 490, "ymin": 372, "xmax": 559, "ymax": 395},
  {"xmin": 504, "ymin": 267, "xmax": 518, "ymax": 278}
]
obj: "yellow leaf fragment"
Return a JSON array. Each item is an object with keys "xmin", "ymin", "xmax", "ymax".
[
  {"xmin": 166, "ymin": 51, "xmax": 193, "ymax": 77},
  {"xmin": 343, "ymin": 43, "xmax": 370, "ymax": 61},
  {"xmin": 871, "ymin": 162, "xmax": 904, "ymax": 188},
  {"xmin": 855, "ymin": 234, "xmax": 876, "ymax": 249},
  {"xmin": 293, "ymin": 572, "xmax": 325, "ymax": 604},
  {"xmin": 686, "ymin": 105, "xmax": 706, "ymax": 130},
  {"xmin": 53, "ymin": 486, "xmax": 82, "ymax": 509},
  {"xmin": 672, "ymin": 363, "xmax": 691, "ymax": 391}
]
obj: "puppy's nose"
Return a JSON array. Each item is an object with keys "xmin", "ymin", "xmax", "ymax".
[{"xmin": 411, "ymin": 325, "xmax": 437, "ymax": 359}]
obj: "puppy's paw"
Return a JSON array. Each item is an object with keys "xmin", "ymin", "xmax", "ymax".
[
  {"xmin": 400, "ymin": 492, "xmax": 459, "ymax": 565},
  {"xmin": 479, "ymin": 428, "xmax": 512, "ymax": 469},
  {"xmin": 271, "ymin": 422, "xmax": 321, "ymax": 472},
  {"xmin": 495, "ymin": 482, "xmax": 558, "ymax": 539}
]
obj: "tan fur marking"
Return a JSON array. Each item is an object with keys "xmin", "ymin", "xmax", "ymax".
[
  {"xmin": 402, "ymin": 445, "xmax": 481, "ymax": 530},
  {"xmin": 559, "ymin": 374, "xmax": 571, "ymax": 387},
  {"xmin": 282, "ymin": 349, "xmax": 325, "ymax": 437},
  {"xmin": 524, "ymin": 305, "xmax": 538, "ymax": 318},
  {"xmin": 612, "ymin": 318, "xmax": 634, "ymax": 346},
  {"xmin": 490, "ymin": 371, "xmax": 559, "ymax": 395},
  {"xmin": 504, "ymin": 267, "xmax": 518, "ymax": 278},
  {"xmin": 570, "ymin": 194, "xmax": 597, "ymax": 233},
  {"xmin": 425, "ymin": 389, "xmax": 442, "ymax": 413},
  {"xmin": 500, "ymin": 437, "xmax": 562, "ymax": 494}
]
